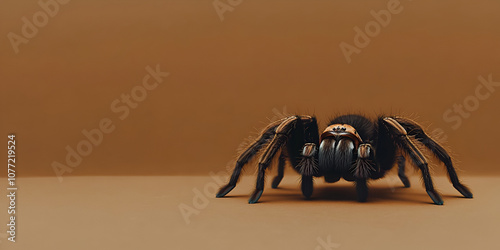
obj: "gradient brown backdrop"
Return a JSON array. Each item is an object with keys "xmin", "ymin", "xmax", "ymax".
[{"xmin": 1, "ymin": 0, "xmax": 499, "ymax": 177}]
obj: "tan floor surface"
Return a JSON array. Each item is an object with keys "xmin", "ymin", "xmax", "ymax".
[{"xmin": 1, "ymin": 175, "xmax": 498, "ymax": 250}]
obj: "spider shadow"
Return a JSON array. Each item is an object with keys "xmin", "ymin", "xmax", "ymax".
[
  {"xmin": 216, "ymin": 182, "xmax": 443, "ymax": 205},
  {"xmin": 269, "ymin": 184, "xmax": 434, "ymax": 205},
  {"xmin": 443, "ymin": 195, "xmax": 470, "ymax": 199},
  {"xmin": 217, "ymin": 187, "xmax": 300, "ymax": 200},
  {"xmin": 313, "ymin": 185, "xmax": 424, "ymax": 203}
]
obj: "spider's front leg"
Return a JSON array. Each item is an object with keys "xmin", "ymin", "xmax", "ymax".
[
  {"xmin": 297, "ymin": 143, "xmax": 319, "ymax": 199},
  {"xmin": 295, "ymin": 117, "xmax": 320, "ymax": 199},
  {"xmin": 353, "ymin": 143, "xmax": 377, "ymax": 202}
]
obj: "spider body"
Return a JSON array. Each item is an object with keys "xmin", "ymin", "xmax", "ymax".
[{"xmin": 216, "ymin": 114, "xmax": 473, "ymax": 205}]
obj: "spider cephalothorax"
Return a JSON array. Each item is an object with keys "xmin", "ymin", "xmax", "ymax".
[{"xmin": 216, "ymin": 114, "xmax": 473, "ymax": 205}]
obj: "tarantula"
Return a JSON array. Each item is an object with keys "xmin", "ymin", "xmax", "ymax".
[{"xmin": 216, "ymin": 114, "xmax": 473, "ymax": 205}]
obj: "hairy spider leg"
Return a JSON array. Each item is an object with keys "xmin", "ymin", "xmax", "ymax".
[
  {"xmin": 395, "ymin": 118, "xmax": 473, "ymax": 198},
  {"xmin": 383, "ymin": 117, "xmax": 444, "ymax": 205},
  {"xmin": 215, "ymin": 120, "xmax": 280, "ymax": 198},
  {"xmin": 249, "ymin": 116, "xmax": 301, "ymax": 204},
  {"xmin": 355, "ymin": 178, "xmax": 368, "ymax": 202},
  {"xmin": 271, "ymin": 152, "xmax": 286, "ymax": 189},
  {"xmin": 397, "ymin": 155, "xmax": 411, "ymax": 188},
  {"xmin": 353, "ymin": 143, "xmax": 377, "ymax": 202},
  {"xmin": 246, "ymin": 116, "xmax": 320, "ymax": 203},
  {"xmin": 295, "ymin": 118, "xmax": 320, "ymax": 199}
]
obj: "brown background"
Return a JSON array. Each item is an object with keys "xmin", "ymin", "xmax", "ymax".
[
  {"xmin": 1, "ymin": 0, "xmax": 499, "ymax": 177},
  {"xmin": 1, "ymin": 1, "xmax": 499, "ymax": 249}
]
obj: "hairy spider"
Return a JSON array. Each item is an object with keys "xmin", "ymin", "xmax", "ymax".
[{"xmin": 216, "ymin": 114, "xmax": 473, "ymax": 205}]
